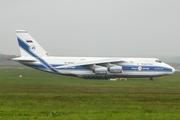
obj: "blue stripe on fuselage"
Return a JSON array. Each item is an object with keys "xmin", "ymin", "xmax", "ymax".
[
  {"xmin": 122, "ymin": 66, "xmax": 172, "ymax": 72},
  {"xmin": 25, "ymin": 63, "xmax": 173, "ymax": 72}
]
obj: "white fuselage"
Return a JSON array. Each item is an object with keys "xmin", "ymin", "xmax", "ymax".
[{"xmin": 19, "ymin": 57, "xmax": 175, "ymax": 79}]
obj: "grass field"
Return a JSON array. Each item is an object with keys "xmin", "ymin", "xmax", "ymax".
[{"xmin": 0, "ymin": 68, "xmax": 180, "ymax": 120}]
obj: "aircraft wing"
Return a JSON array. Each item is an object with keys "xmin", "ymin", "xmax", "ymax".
[{"xmin": 55, "ymin": 58, "xmax": 125, "ymax": 69}]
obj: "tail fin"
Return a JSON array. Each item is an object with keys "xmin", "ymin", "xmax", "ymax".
[{"xmin": 16, "ymin": 30, "xmax": 50, "ymax": 57}]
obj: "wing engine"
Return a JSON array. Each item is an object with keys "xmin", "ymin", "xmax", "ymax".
[
  {"xmin": 93, "ymin": 67, "xmax": 107, "ymax": 75},
  {"xmin": 108, "ymin": 66, "xmax": 123, "ymax": 73}
]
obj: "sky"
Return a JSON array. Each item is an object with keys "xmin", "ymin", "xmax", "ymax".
[{"xmin": 0, "ymin": 0, "xmax": 180, "ymax": 57}]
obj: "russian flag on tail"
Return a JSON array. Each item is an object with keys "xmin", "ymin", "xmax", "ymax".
[{"xmin": 26, "ymin": 40, "xmax": 33, "ymax": 43}]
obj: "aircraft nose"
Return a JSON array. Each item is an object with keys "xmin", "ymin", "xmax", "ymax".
[{"xmin": 171, "ymin": 67, "xmax": 175, "ymax": 73}]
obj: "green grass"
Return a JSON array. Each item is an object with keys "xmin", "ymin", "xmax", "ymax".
[{"xmin": 0, "ymin": 68, "xmax": 180, "ymax": 120}]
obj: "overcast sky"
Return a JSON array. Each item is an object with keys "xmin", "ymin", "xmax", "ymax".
[{"xmin": 0, "ymin": 0, "xmax": 180, "ymax": 57}]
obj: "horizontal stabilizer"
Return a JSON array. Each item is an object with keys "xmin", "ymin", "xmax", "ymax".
[{"xmin": 12, "ymin": 57, "xmax": 37, "ymax": 62}]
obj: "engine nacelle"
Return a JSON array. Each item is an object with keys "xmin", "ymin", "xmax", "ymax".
[
  {"xmin": 93, "ymin": 67, "xmax": 107, "ymax": 75},
  {"xmin": 108, "ymin": 66, "xmax": 122, "ymax": 73}
]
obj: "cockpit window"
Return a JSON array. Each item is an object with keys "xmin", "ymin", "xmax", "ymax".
[{"xmin": 155, "ymin": 60, "xmax": 162, "ymax": 63}]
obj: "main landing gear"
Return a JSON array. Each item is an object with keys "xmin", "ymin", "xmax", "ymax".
[{"xmin": 149, "ymin": 77, "xmax": 153, "ymax": 81}]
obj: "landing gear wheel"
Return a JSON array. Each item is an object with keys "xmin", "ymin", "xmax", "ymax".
[{"xmin": 149, "ymin": 77, "xmax": 153, "ymax": 81}]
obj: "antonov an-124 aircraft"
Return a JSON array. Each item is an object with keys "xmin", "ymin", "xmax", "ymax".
[{"xmin": 12, "ymin": 30, "xmax": 175, "ymax": 80}]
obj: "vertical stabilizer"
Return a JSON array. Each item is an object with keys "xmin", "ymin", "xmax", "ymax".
[{"xmin": 16, "ymin": 30, "xmax": 50, "ymax": 57}]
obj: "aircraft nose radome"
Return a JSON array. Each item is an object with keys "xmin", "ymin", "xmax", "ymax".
[{"xmin": 171, "ymin": 67, "xmax": 175, "ymax": 73}]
